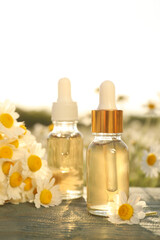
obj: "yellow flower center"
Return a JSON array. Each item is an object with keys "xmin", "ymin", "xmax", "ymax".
[
  {"xmin": 148, "ymin": 103, "xmax": 155, "ymax": 110},
  {"xmin": 0, "ymin": 113, "xmax": 14, "ymax": 128},
  {"xmin": 0, "ymin": 146, "xmax": 13, "ymax": 159},
  {"xmin": 40, "ymin": 189, "xmax": 52, "ymax": 205},
  {"xmin": 27, "ymin": 155, "xmax": 42, "ymax": 172},
  {"xmin": 10, "ymin": 139, "xmax": 19, "ymax": 148},
  {"xmin": 2, "ymin": 161, "xmax": 14, "ymax": 175},
  {"xmin": 147, "ymin": 153, "xmax": 156, "ymax": 166},
  {"xmin": 23, "ymin": 177, "xmax": 32, "ymax": 191},
  {"xmin": 0, "ymin": 133, "xmax": 4, "ymax": 140},
  {"xmin": 118, "ymin": 203, "xmax": 134, "ymax": 220},
  {"xmin": 20, "ymin": 125, "xmax": 27, "ymax": 135},
  {"xmin": 48, "ymin": 123, "xmax": 54, "ymax": 132},
  {"xmin": 10, "ymin": 172, "xmax": 22, "ymax": 187}
]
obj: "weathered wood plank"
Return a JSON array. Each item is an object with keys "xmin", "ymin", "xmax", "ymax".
[{"xmin": 0, "ymin": 187, "xmax": 159, "ymax": 240}]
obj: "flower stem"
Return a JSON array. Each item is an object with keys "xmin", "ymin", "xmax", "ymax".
[{"xmin": 145, "ymin": 211, "xmax": 157, "ymax": 216}]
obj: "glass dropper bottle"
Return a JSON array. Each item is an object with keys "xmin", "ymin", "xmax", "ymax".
[
  {"xmin": 47, "ymin": 78, "xmax": 83, "ymax": 200},
  {"xmin": 86, "ymin": 80, "xmax": 129, "ymax": 216}
]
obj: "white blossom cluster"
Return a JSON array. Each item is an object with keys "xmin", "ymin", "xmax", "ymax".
[{"xmin": 0, "ymin": 100, "xmax": 61, "ymax": 208}]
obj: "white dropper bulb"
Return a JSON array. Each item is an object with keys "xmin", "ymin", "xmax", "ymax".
[
  {"xmin": 58, "ymin": 78, "xmax": 72, "ymax": 103},
  {"xmin": 52, "ymin": 78, "xmax": 78, "ymax": 121},
  {"xmin": 98, "ymin": 80, "xmax": 117, "ymax": 110}
]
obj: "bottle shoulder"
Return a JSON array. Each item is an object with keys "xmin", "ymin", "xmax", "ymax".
[
  {"xmin": 120, "ymin": 139, "xmax": 128, "ymax": 150},
  {"xmin": 48, "ymin": 130, "xmax": 83, "ymax": 139},
  {"xmin": 87, "ymin": 138, "xmax": 128, "ymax": 151}
]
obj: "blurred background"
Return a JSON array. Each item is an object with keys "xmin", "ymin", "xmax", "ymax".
[{"xmin": 0, "ymin": 0, "xmax": 160, "ymax": 186}]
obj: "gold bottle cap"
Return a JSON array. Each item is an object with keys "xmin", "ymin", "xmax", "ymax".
[{"xmin": 92, "ymin": 110, "xmax": 123, "ymax": 133}]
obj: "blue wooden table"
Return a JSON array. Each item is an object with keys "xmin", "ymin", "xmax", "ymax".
[{"xmin": 0, "ymin": 187, "xmax": 160, "ymax": 240}]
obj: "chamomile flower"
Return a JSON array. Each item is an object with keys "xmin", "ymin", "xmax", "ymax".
[
  {"xmin": 0, "ymin": 100, "xmax": 18, "ymax": 120},
  {"xmin": 34, "ymin": 177, "xmax": 62, "ymax": 208},
  {"xmin": 0, "ymin": 158, "xmax": 15, "ymax": 181},
  {"xmin": 0, "ymin": 141, "xmax": 26, "ymax": 162},
  {"xmin": 7, "ymin": 161, "xmax": 23, "ymax": 200},
  {"xmin": 0, "ymin": 179, "xmax": 8, "ymax": 205},
  {"xmin": 0, "ymin": 100, "xmax": 62, "ymax": 208},
  {"xmin": 0, "ymin": 100, "xmax": 25, "ymax": 138},
  {"xmin": 141, "ymin": 147, "xmax": 160, "ymax": 178},
  {"xmin": 21, "ymin": 175, "xmax": 36, "ymax": 202},
  {"xmin": 22, "ymin": 142, "xmax": 46, "ymax": 176},
  {"xmin": 108, "ymin": 192, "xmax": 146, "ymax": 225}
]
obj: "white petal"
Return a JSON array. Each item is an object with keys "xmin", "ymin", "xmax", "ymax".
[
  {"xmin": 137, "ymin": 201, "xmax": 146, "ymax": 208},
  {"xmin": 134, "ymin": 205, "xmax": 143, "ymax": 213},
  {"xmin": 113, "ymin": 193, "xmax": 119, "ymax": 204},
  {"xmin": 35, "ymin": 201, "xmax": 40, "ymax": 208},
  {"xmin": 119, "ymin": 191, "xmax": 127, "ymax": 204},
  {"xmin": 142, "ymin": 150, "xmax": 148, "ymax": 160},
  {"xmin": 49, "ymin": 178, "xmax": 55, "ymax": 188},
  {"xmin": 42, "ymin": 203, "xmax": 49, "ymax": 208},
  {"xmin": 108, "ymin": 215, "xmax": 121, "ymax": 224},
  {"xmin": 130, "ymin": 216, "xmax": 139, "ymax": 224},
  {"xmin": 138, "ymin": 211, "xmax": 146, "ymax": 219},
  {"xmin": 128, "ymin": 194, "xmax": 140, "ymax": 206},
  {"xmin": 149, "ymin": 169, "xmax": 158, "ymax": 178},
  {"xmin": 34, "ymin": 194, "xmax": 40, "ymax": 208},
  {"xmin": 144, "ymin": 150, "xmax": 148, "ymax": 155}
]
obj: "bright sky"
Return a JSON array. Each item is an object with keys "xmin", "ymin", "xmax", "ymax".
[{"xmin": 0, "ymin": 0, "xmax": 160, "ymax": 115}]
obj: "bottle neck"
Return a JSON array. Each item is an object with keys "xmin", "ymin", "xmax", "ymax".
[
  {"xmin": 93, "ymin": 133, "xmax": 122, "ymax": 141},
  {"xmin": 52, "ymin": 121, "xmax": 78, "ymax": 133}
]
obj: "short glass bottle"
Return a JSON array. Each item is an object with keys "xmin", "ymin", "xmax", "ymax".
[
  {"xmin": 47, "ymin": 121, "xmax": 83, "ymax": 200},
  {"xmin": 87, "ymin": 132, "xmax": 129, "ymax": 216}
]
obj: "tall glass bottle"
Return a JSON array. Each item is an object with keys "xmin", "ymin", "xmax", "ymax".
[
  {"xmin": 86, "ymin": 80, "xmax": 129, "ymax": 216},
  {"xmin": 47, "ymin": 78, "xmax": 83, "ymax": 200}
]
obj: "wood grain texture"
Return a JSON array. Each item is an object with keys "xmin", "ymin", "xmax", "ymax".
[{"xmin": 0, "ymin": 187, "xmax": 159, "ymax": 240}]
